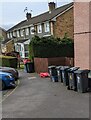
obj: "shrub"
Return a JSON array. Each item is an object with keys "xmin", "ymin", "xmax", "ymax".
[
  {"xmin": 0, "ymin": 55, "xmax": 18, "ymax": 68},
  {"xmin": 29, "ymin": 35, "xmax": 74, "ymax": 58}
]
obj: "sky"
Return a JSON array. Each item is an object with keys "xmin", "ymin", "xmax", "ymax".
[{"xmin": 0, "ymin": 0, "xmax": 73, "ymax": 30}]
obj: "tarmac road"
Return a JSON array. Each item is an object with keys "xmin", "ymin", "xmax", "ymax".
[{"xmin": 2, "ymin": 70, "xmax": 89, "ymax": 118}]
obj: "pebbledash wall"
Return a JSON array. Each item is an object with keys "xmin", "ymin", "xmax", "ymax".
[{"xmin": 74, "ymin": 1, "xmax": 91, "ymax": 69}]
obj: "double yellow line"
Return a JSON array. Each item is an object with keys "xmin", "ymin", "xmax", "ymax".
[{"xmin": 0, "ymin": 79, "xmax": 20, "ymax": 103}]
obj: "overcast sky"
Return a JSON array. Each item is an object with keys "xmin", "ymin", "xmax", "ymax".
[{"xmin": 0, "ymin": 0, "xmax": 73, "ymax": 30}]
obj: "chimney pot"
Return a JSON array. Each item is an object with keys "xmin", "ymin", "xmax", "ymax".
[
  {"xmin": 48, "ymin": 2, "xmax": 56, "ymax": 12},
  {"xmin": 26, "ymin": 12, "xmax": 31, "ymax": 20}
]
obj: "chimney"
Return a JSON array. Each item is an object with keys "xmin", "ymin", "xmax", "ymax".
[
  {"xmin": 48, "ymin": 2, "xmax": 56, "ymax": 12},
  {"xmin": 26, "ymin": 12, "xmax": 31, "ymax": 20}
]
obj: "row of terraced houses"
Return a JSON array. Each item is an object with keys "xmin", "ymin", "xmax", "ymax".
[
  {"xmin": 2, "ymin": 1, "xmax": 91, "ymax": 70},
  {"xmin": 1, "ymin": 2, "xmax": 74, "ymax": 58}
]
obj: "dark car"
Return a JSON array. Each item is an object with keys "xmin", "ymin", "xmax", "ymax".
[{"xmin": 0, "ymin": 67, "xmax": 19, "ymax": 80}]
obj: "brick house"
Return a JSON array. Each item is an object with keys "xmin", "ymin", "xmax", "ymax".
[
  {"xmin": 0, "ymin": 27, "xmax": 7, "ymax": 53},
  {"xmin": 0, "ymin": 27, "xmax": 7, "ymax": 40},
  {"xmin": 6, "ymin": 2, "xmax": 73, "ymax": 58},
  {"xmin": 1, "ymin": 39, "xmax": 14, "ymax": 53}
]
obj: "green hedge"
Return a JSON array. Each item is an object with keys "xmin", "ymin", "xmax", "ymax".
[
  {"xmin": 29, "ymin": 35, "xmax": 74, "ymax": 58},
  {"xmin": 0, "ymin": 55, "xmax": 18, "ymax": 68}
]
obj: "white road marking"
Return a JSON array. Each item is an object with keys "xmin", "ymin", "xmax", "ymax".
[{"xmin": 28, "ymin": 77, "xmax": 37, "ymax": 80}]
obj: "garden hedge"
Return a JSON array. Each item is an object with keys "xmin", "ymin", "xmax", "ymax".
[
  {"xmin": 29, "ymin": 35, "xmax": 74, "ymax": 59},
  {"xmin": 0, "ymin": 55, "xmax": 18, "ymax": 68}
]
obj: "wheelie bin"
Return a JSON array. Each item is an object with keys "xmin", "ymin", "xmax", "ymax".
[
  {"xmin": 67, "ymin": 67, "xmax": 79, "ymax": 91},
  {"xmin": 23, "ymin": 59, "xmax": 34, "ymax": 73},
  {"xmin": 74, "ymin": 69, "xmax": 90, "ymax": 93},
  {"xmin": 26, "ymin": 62, "xmax": 34, "ymax": 73},
  {"xmin": 48, "ymin": 66, "xmax": 58, "ymax": 82},
  {"xmin": 60, "ymin": 66, "xmax": 70, "ymax": 86},
  {"xmin": 56, "ymin": 66, "xmax": 63, "ymax": 82}
]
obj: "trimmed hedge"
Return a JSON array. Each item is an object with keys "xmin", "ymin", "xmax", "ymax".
[
  {"xmin": 29, "ymin": 35, "xmax": 74, "ymax": 58},
  {"xmin": 0, "ymin": 55, "xmax": 18, "ymax": 68},
  {"xmin": 32, "ymin": 44, "xmax": 74, "ymax": 58}
]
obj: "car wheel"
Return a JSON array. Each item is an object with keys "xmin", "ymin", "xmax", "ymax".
[{"xmin": 2, "ymin": 81, "xmax": 6, "ymax": 90}]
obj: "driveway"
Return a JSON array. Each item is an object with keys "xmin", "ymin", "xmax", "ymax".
[{"xmin": 2, "ymin": 70, "xmax": 89, "ymax": 118}]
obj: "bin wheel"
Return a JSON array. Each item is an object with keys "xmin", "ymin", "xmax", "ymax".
[
  {"xmin": 74, "ymin": 88, "xmax": 77, "ymax": 91},
  {"xmin": 87, "ymin": 88, "xmax": 90, "ymax": 92},
  {"xmin": 67, "ymin": 86, "xmax": 70, "ymax": 90}
]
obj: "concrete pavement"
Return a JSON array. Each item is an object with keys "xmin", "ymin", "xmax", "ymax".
[{"xmin": 2, "ymin": 70, "xmax": 89, "ymax": 118}]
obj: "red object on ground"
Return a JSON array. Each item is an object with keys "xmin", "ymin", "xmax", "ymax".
[{"xmin": 39, "ymin": 72, "xmax": 50, "ymax": 78}]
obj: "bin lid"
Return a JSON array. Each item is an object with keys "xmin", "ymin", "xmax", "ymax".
[
  {"xmin": 68, "ymin": 67, "xmax": 80, "ymax": 72},
  {"xmin": 56, "ymin": 66, "xmax": 63, "ymax": 69},
  {"xmin": 48, "ymin": 65, "xmax": 56, "ymax": 69},
  {"xmin": 74, "ymin": 69, "xmax": 90, "ymax": 74},
  {"xmin": 60, "ymin": 66, "xmax": 70, "ymax": 70}
]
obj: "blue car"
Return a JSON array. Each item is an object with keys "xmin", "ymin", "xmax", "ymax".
[{"xmin": 0, "ymin": 71, "xmax": 16, "ymax": 90}]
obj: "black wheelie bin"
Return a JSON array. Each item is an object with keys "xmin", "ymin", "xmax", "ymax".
[
  {"xmin": 56, "ymin": 66, "xmax": 63, "ymax": 82},
  {"xmin": 60, "ymin": 66, "xmax": 70, "ymax": 86},
  {"xmin": 74, "ymin": 69, "xmax": 90, "ymax": 93},
  {"xmin": 67, "ymin": 67, "xmax": 80, "ymax": 91},
  {"xmin": 48, "ymin": 66, "xmax": 58, "ymax": 82}
]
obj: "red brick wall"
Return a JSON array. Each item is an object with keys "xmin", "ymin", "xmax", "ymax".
[
  {"xmin": 34, "ymin": 57, "xmax": 74, "ymax": 73},
  {"xmin": 53, "ymin": 7, "xmax": 74, "ymax": 39}
]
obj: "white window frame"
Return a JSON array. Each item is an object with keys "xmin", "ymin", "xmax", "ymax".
[
  {"xmin": 13, "ymin": 31, "xmax": 16, "ymax": 37},
  {"xmin": 7, "ymin": 33, "xmax": 10, "ymax": 38},
  {"xmin": 17, "ymin": 30, "xmax": 20, "ymax": 37},
  {"xmin": 30, "ymin": 26, "xmax": 35, "ymax": 34},
  {"xmin": 25, "ymin": 28, "xmax": 29, "ymax": 35},
  {"xmin": 44, "ymin": 22, "xmax": 50, "ymax": 32},
  {"xmin": 10, "ymin": 32, "xmax": 12, "ymax": 38},
  {"xmin": 21, "ymin": 29, "xmax": 24, "ymax": 36},
  {"xmin": 37, "ymin": 24, "xmax": 42, "ymax": 33}
]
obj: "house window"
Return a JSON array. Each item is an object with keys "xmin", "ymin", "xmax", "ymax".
[
  {"xmin": 44, "ymin": 22, "xmax": 50, "ymax": 32},
  {"xmin": 17, "ymin": 44, "xmax": 21, "ymax": 51},
  {"xmin": 25, "ymin": 52, "xmax": 29, "ymax": 57},
  {"xmin": 24, "ymin": 44, "xmax": 28, "ymax": 51},
  {"xmin": 37, "ymin": 24, "xmax": 42, "ymax": 33},
  {"xmin": 25, "ymin": 28, "xmax": 29, "ymax": 35},
  {"xmin": 24, "ymin": 44, "xmax": 29, "ymax": 58},
  {"xmin": 13, "ymin": 31, "xmax": 16, "ymax": 37},
  {"xmin": 30, "ymin": 26, "xmax": 35, "ymax": 34},
  {"xmin": 10, "ymin": 32, "xmax": 12, "ymax": 38},
  {"xmin": 7, "ymin": 33, "xmax": 10, "ymax": 38},
  {"xmin": 21, "ymin": 29, "xmax": 24, "ymax": 36},
  {"xmin": 17, "ymin": 30, "xmax": 20, "ymax": 37}
]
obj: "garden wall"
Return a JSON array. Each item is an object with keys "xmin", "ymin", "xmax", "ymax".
[{"xmin": 34, "ymin": 57, "xmax": 74, "ymax": 73}]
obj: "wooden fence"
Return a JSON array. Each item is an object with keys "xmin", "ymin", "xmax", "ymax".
[{"xmin": 34, "ymin": 57, "xmax": 74, "ymax": 73}]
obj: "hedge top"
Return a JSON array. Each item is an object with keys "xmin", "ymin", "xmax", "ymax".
[{"xmin": 0, "ymin": 55, "xmax": 16, "ymax": 59}]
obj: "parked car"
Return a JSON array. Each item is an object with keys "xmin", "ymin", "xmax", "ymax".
[
  {"xmin": 0, "ymin": 71, "xmax": 16, "ymax": 90},
  {"xmin": 0, "ymin": 67, "xmax": 19, "ymax": 80}
]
